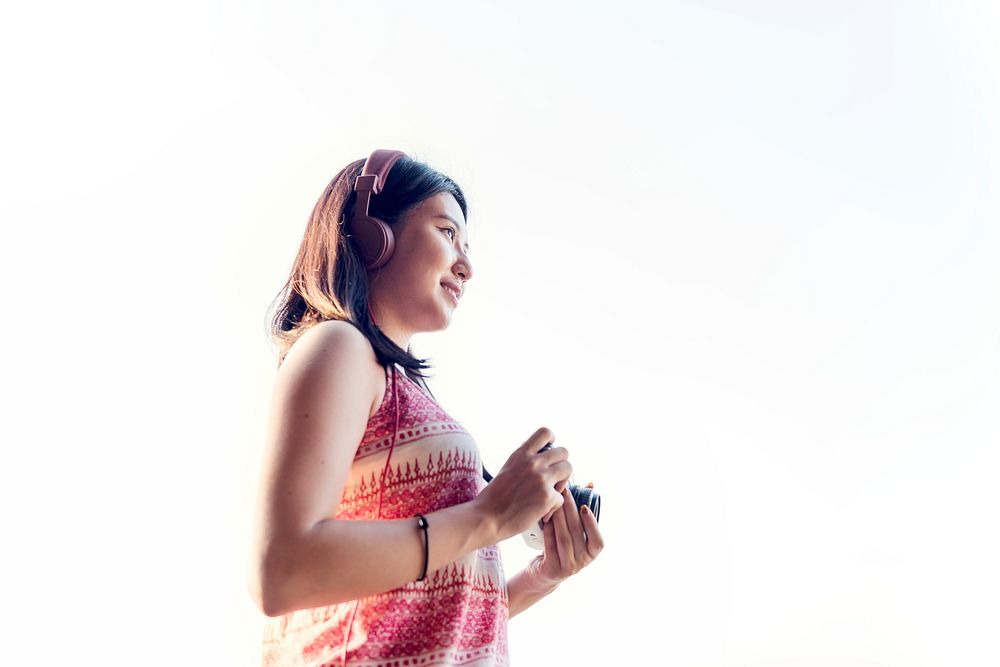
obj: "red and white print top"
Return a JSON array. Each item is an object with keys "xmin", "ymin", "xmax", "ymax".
[{"xmin": 262, "ymin": 365, "xmax": 510, "ymax": 667}]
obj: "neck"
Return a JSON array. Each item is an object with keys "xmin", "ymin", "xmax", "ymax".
[{"xmin": 368, "ymin": 301, "xmax": 411, "ymax": 351}]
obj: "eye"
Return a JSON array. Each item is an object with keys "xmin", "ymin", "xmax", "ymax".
[{"xmin": 442, "ymin": 227, "xmax": 457, "ymax": 240}]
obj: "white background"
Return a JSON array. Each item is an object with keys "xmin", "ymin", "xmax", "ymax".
[{"xmin": 2, "ymin": 1, "xmax": 998, "ymax": 665}]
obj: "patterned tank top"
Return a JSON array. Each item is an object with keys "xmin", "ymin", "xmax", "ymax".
[{"xmin": 261, "ymin": 364, "xmax": 510, "ymax": 666}]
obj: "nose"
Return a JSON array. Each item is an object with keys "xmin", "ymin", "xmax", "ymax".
[{"xmin": 455, "ymin": 252, "xmax": 473, "ymax": 283}]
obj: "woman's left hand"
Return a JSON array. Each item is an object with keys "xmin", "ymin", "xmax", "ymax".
[{"xmin": 526, "ymin": 486, "xmax": 604, "ymax": 588}]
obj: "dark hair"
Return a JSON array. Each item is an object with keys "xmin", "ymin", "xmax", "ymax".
[{"xmin": 266, "ymin": 154, "xmax": 468, "ymax": 391}]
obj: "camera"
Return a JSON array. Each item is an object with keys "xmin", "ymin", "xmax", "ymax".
[{"xmin": 521, "ymin": 443, "xmax": 601, "ymax": 550}]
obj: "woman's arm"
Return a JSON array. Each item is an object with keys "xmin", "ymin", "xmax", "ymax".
[
  {"xmin": 259, "ymin": 500, "xmax": 499, "ymax": 616},
  {"xmin": 248, "ymin": 321, "xmax": 500, "ymax": 617},
  {"xmin": 507, "ymin": 567, "xmax": 560, "ymax": 619}
]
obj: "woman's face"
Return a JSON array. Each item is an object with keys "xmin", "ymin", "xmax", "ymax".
[{"xmin": 367, "ymin": 192, "xmax": 473, "ymax": 345}]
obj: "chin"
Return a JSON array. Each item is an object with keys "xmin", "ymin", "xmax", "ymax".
[
  {"xmin": 435, "ymin": 312, "xmax": 453, "ymax": 330},
  {"xmin": 418, "ymin": 309, "xmax": 452, "ymax": 333}
]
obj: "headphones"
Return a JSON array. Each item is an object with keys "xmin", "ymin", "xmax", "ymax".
[{"xmin": 348, "ymin": 148, "xmax": 408, "ymax": 271}]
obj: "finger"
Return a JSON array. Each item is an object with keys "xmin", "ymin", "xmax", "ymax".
[
  {"xmin": 562, "ymin": 487, "xmax": 588, "ymax": 561},
  {"xmin": 538, "ymin": 445, "xmax": 570, "ymax": 465},
  {"xmin": 547, "ymin": 460, "xmax": 573, "ymax": 490},
  {"xmin": 541, "ymin": 510, "xmax": 559, "ymax": 558},
  {"xmin": 550, "ymin": 491, "xmax": 574, "ymax": 566},
  {"xmin": 520, "ymin": 426, "xmax": 555, "ymax": 454},
  {"xmin": 580, "ymin": 505, "xmax": 604, "ymax": 558},
  {"xmin": 542, "ymin": 489, "xmax": 565, "ymax": 523}
]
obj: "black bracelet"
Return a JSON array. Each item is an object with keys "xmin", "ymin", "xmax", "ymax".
[{"xmin": 415, "ymin": 513, "xmax": 429, "ymax": 581}]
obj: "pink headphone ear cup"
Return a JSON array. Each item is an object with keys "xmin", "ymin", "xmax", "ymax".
[{"xmin": 351, "ymin": 215, "xmax": 396, "ymax": 270}]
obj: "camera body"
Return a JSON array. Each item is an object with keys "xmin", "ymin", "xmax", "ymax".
[
  {"xmin": 521, "ymin": 481, "xmax": 602, "ymax": 549},
  {"xmin": 520, "ymin": 442, "xmax": 602, "ymax": 550}
]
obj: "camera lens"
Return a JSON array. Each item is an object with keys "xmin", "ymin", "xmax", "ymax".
[
  {"xmin": 536, "ymin": 443, "xmax": 601, "ymax": 522},
  {"xmin": 568, "ymin": 483, "xmax": 601, "ymax": 522}
]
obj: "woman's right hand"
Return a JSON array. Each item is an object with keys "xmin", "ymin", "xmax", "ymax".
[{"xmin": 473, "ymin": 427, "xmax": 573, "ymax": 543}]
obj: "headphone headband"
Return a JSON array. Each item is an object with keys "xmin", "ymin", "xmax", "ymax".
[
  {"xmin": 349, "ymin": 149, "xmax": 408, "ymax": 270},
  {"xmin": 354, "ymin": 149, "xmax": 407, "ymax": 217}
]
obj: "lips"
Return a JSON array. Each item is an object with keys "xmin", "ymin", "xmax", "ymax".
[
  {"xmin": 441, "ymin": 281, "xmax": 462, "ymax": 301},
  {"xmin": 441, "ymin": 283, "xmax": 460, "ymax": 305}
]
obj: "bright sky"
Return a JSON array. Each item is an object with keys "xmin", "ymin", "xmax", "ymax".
[{"xmin": 2, "ymin": 1, "xmax": 999, "ymax": 665}]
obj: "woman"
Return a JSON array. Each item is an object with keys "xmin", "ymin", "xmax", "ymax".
[{"xmin": 249, "ymin": 149, "xmax": 604, "ymax": 666}]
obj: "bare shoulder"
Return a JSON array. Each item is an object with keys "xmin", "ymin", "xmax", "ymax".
[
  {"xmin": 285, "ymin": 319, "xmax": 374, "ymax": 364},
  {"xmin": 279, "ymin": 320, "xmax": 385, "ymax": 418},
  {"xmin": 280, "ymin": 321, "xmax": 377, "ymax": 390}
]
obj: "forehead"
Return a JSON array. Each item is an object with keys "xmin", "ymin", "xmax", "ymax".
[{"xmin": 412, "ymin": 192, "xmax": 465, "ymax": 225}]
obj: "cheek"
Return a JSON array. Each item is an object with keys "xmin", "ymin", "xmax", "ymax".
[
  {"xmin": 388, "ymin": 233, "xmax": 452, "ymax": 287},
  {"xmin": 414, "ymin": 238, "xmax": 452, "ymax": 272},
  {"xmin": 393, "ymin": 256, "xmax": 439, "ymax": 294}
]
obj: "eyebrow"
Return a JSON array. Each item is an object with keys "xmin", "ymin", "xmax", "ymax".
[{"xmin": 433, "ymin": 214, "xmax": 471, "ymax": 253}]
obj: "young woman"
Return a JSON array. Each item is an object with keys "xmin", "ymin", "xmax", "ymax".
[{"xmin": 249, "ymin": 149, "xmax": 604, "ymax": 666}]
